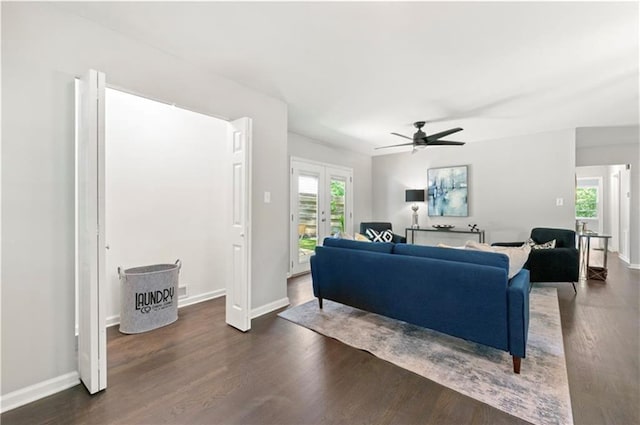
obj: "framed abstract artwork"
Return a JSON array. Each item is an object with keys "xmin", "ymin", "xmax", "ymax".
[{"xmin": 427, "ymin": 165, "xmax": 468, "ymax": 217}]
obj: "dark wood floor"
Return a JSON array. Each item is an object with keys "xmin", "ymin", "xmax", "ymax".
[{"xmin": 2, "ymin": 255, "xmax": 638, "ymax": 424}]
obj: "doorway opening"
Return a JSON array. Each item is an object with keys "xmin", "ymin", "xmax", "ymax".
[
  {"xmin": 575, "ymin": 164, "xmax": 631, "ymax": 261},
  {"xmin": 75, "ymin": 70, "xmax": 252, "ymax": 394},
  {"xmin": 103, "ymin": 86, "xmax": 230, "ymax": 327},
  {"xmin": 289, "ymin": 158, "xmax": 353, "ymax": 275}
]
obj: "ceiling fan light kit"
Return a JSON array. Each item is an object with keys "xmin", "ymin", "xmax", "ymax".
[{"xmin": 376, "ymin": 121, "xmax": 466, "ymax": 152}]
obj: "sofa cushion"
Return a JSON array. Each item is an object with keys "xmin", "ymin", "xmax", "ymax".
[
  {"xmin": 393, "ymin": 243, "xmax": 509, "ymax": 276},
  {"xmin": 322, "ymin": 237, "xmax": 394, "ymax": 253},
  {"xmin": 465, "ymin": 241, "xmax": 531, "ymax": 279},
  {"xmin": 527, "ymin": 238, "xmax": 556, "ymax": 250},
  {"xmin": 332, "ymin": 231, "xmax": 354, "ymax": 240},
  {"xmin": 354, "ymin": 233, "xmax": 372, "ymax": 242},
  {"xmin": 531, "ymin": 227, "xmax": 575, "ymax": 248}
]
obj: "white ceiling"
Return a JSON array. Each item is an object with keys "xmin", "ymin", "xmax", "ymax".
[{"xmin": 57, "ymin": 1, "xmax": 639, "ymax": 155}]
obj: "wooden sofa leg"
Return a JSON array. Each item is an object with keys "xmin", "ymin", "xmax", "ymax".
[
  {"xmin": 512, "ymin": 356, "xmax": 521, "ymax": 374},
  {"xmin": 318, "ymin": 298, "xmax": 323, "ymax": 309}
]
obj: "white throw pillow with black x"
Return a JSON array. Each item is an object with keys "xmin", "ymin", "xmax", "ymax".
[{"xmin": 366, "ymin": 228, "xmax": 393, "ymax": 243}]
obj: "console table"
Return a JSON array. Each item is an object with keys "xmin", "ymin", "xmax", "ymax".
[{"xmin": 405, "ymin": 227, "xmax": 485, "ymax": 244}]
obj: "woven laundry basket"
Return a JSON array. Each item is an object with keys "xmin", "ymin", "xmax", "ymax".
[{"xmin": 118, "ymin": 260, "xmax": 181, "ymax": 334}]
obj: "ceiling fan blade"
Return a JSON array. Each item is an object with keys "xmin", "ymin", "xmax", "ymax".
[
  {"xmin": 375, "ymin": 142, "xmax": 415, "ymax": 150},
  {"xmin": 427, "ymin": 140, "xmax": 466, "ymax": 146},
  {"xmin": 390, "ymin": 132, "xmax": 413, "ymax": 140},
  {"xmin": 426, "ymin": 127, "xmax": 463, "ymax": 142}
]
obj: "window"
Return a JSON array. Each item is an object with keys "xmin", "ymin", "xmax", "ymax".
[{"xmin": 575, "ymin": 185, "xmax": 598, "ymax": 219}]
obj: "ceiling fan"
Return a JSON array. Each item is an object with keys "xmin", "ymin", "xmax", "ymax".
[{"xmin": 376, "ymin": 121, "xmax": 465, "ymax": 153}]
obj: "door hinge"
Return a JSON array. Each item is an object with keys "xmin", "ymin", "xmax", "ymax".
[
  {"xmin": 291, "ymin": 168, "xmax": 294, "ymax": 175},
  {"xmin": 350, "ymin": 176, "xmax": 352, "ymax": 183},
  {"xmin": 291, "ymin": 261, "xmax": 294, "ymax": 269},
  {"xmin": 291, "ymin": 214, "xmax": 294, "ymax": 221}
]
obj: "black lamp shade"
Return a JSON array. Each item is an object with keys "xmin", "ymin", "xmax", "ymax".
[{"xmin": 405, "ymin": 189, "xmax": 425, "ymax": 202}]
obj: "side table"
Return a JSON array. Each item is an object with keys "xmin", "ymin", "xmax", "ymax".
[{"xmin": 577, "ymin": 232, "xmax": 612, "ymax": 281}]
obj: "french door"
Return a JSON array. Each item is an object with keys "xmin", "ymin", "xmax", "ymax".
[{"xmin": 290, "ymin": 158, "xmax": 353, "ymax": 275}]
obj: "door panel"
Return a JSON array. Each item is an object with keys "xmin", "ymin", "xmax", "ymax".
[
  {"xmin": 226, "ymin": 118, "xmax": 252, "ymax": 332},
  {"xmin": 76, "ymin": 70, "xmax": 107, "ymax": 394},
  {"xmin": 291, "ymin": 162, "xmax": 323, "ymax": 275},
  {"xmin": 325, "ymin": 167, "xmax": 353, "ymax": 239}
]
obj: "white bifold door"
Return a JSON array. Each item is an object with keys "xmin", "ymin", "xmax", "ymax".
[
  {"xmin": 290, "ymin": 158, "xmax": 353, "ymax": 275},
  {"xmin": 76, "ymin": 70, "xmax": 107, "ymax": 394},
  {"xmin": 226, "ymin": 118, "xmax": 252, "ymax": 332}
]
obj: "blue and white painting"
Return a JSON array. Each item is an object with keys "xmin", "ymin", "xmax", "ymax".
[{"xmin": 428, "ymin": 165, "xmax": 468, "ymax": 216}]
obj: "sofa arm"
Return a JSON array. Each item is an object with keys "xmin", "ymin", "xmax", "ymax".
[
  {"xmin": 507, "ymin": 269, "xmax": 530, "ymax": 359},
  {"xmin": 392, "ymin": 233, "xmax": 407, "ymax": 244},
  {"xmin": 492, "ymin": 241, "xmax": 525, "ymax": 247},
  {"xmin": 527, "ymin": 248, "xmax": 579, "ymax": 282}
]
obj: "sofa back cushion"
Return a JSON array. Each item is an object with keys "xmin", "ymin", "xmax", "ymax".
[
  {"xmin": 531, "ymin": 227, "xmax": 575, "ymax": 248},
  {"xmin": 393, "ymin": 243, "xmax": 509, "ymax": 276},
  {"xmin": 322, "ymin": 237, "xmax": 395, "ymax": 254},
  {"xmin": 359, "ymin": 222, "xmax": 393, "ymax": 235}
]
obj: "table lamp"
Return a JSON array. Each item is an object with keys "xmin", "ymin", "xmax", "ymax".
[{"xmin": 405, "ymin": 189, "xmax": 425, "ymax": 229}]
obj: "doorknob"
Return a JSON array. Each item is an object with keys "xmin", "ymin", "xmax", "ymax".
[
  {"xmin": 105, "ymin": 245, "xmax": 110, "ymax": 250},
  {"xmin": 240, "ymin": 233, "xmax": 245, "ymax": 237}
]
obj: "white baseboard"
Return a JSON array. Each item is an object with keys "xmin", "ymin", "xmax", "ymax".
[
  {"xmin": 629, "ymin": 263, "xmax": 640, "ymax": 270},
  {"xmin": 178, "ymin": 288, "xmax": 225, "ymax": 308},
  {"xmin": 251, "ymin": 297, "xmax": 290, "ymax": 319},
  {"xmin": 106, "ymin": 289, "xmax": 226, "ymax": 328},
  {"xmin": 619, "ymin": 254, "xmax": 631, "ymax": 264},
  {"xmin": 1, "ymin": 371, "xmax": 80, "ymax": 413},
  {"xmin": 106, "ymin": 314, "xmax": 120, "ymax": 328}
]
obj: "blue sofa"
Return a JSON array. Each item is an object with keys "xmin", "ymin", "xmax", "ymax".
[{"xmin": 310, "ymin": 238, "xmax": 530, "ymax": 373}]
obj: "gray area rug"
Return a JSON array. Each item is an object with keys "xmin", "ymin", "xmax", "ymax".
[{"xmin": 278, "ymin": 286, "xmax": 573, "ymax": 425}]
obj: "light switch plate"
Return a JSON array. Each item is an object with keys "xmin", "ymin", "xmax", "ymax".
[
  {"xmin": 556, "ymin": 198, "xmax": 564, "ymax": 206},
  {"xmin": 264, "ymin": 191, "xmax": 271, "ymax": 203}
]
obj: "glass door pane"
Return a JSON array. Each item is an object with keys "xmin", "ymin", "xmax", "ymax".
[
  {"xmin": 329, "ymin": 177, "xmax": 346, "ymax": 236},
  {"xmin": 297, "ymin": 174, "xmax": 319, "ymax": 264}
]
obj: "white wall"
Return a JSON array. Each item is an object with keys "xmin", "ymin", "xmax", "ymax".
[
  {"xmin": 1, "ymin": 2, "xmax": 288, "ymax": 398},
  {"xmin": 372, "ymin": 129, "xmax": 577, "ymax": 245},
  {"xmin": 105, "ymin": 88, "xmax": 228, "ymax": 322},
  {"xmin": 288, "ymin": 132, "xmax": 372, "ymax": 234},
  {"xmin": 576, "ymin": 125, "xmax": 640, "ymax": 267}
]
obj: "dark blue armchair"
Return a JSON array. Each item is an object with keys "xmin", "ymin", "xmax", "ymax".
[
  {"xmin": 359, "ymin": 222, "xmax": 407, "ymax": 244},
  {"xmin": 493, "ymin": 227, "xmax": 579, "ymax": 292}
]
